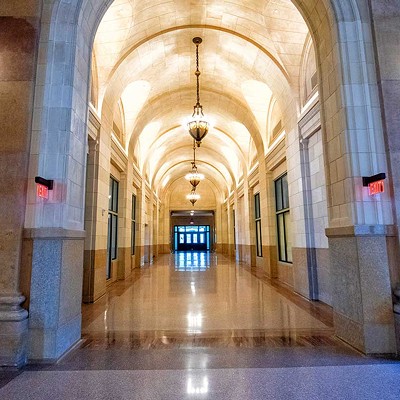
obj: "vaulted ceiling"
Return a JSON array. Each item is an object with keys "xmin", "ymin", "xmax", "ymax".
[{"xmin": 92, "ymin": 0, "xmax": 311, "ymax": 201}]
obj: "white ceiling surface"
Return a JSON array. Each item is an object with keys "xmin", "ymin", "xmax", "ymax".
[{"xmin": 93, "ymin": 0, "xmax": 310, "ymax": 198}]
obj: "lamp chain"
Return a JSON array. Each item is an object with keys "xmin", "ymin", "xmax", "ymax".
[
  {"xmin": 193, "ymin": 139, "xmax": 196, "ymax": 167},
  {"xmin": 196, "ymin": 43, "xmax": 200, "ymax": 106}
]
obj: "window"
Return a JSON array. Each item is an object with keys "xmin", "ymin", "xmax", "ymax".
[
  {"xmin": 254, "ymin": 193, "xmax": 262, "ymax": 257},
  {"xmin": 275, "ymin": 174, "xmax": 292, "ymax": 263},
  {"xmin": 107, "ymin": 177, "xmax": 119, "ymax": 279},
  {"xmin": 173, "ymin": 225, "xmax": 210, "ymax": 251},
  {"xmin": 131, "ymin": 194, "xmax": 136, "ymax": 255}
]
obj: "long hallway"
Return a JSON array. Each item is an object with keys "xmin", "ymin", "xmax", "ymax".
[
  {"xmin": 1, "ymin": 254, "xmax": 399, "ymax": 399},
  {"xmin": 82, "ymin": 252, "xmax": 332, "ymax": 340}
]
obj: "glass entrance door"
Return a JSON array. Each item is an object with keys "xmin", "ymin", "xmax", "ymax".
[{"xmin": 174, "ymin": 225, "xmax": 210, "ymax": 251}]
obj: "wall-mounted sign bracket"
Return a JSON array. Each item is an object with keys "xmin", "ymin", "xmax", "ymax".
[
  {"xmin": 35, "ymin": 176, "xmax": 54, "ymax": 190},
  {"xmin": 362, "ymin": 173, "xmax": 386, "ymax": 187},
  {"xmin": 362, "ymin": 173, "xmax": 386, "ymax": 196},
  {"xmin": 35, "ymin": 176, "xmax": 54, "ymax": 199}
]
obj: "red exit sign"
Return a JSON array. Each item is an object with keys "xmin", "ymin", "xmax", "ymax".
[
  {"xmin": 362, "ymin": 173, "xmax": 386, "ymax": 196},
  {"xmin": 368, "ymin": 180, "xmax": 384, "ymax": 196},
  {"xmin": 35, "ymin": 176, "xmax": 53, "ymax": 199},
  {"xmin": 37, "ymin": 183, "xmax": 49, "ymax": 199}
]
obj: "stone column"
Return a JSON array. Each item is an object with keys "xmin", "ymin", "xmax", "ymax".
[
  {"xmin": 150, "ymin": 200, "xmax": 156, "ymax": 262},
  {"xmin": 138, "ymin": 183, "xmax": 147, "ymax": 265},
  {"xmin": 82, "ymin": 114, "xmax": 111, "ymax": 302},
  {"xmin": 233, "ymin": 192, "xmax": 239, "ymax": 262},
  {"xmin": 153, "ymin": 201, "xmax": 160, "ymax": 258},
  {"xmin": 370, "ymin": 0, "xmax": 400, "ymax": 354},
  {"xmin": 158, "ymin": 202, "xmax": 169, "ymax": 254},
  {"xmin": 117, "ymin": 171, "xmax": 131, "ymax": 279},
  {"xmin": 83, "ymin": 137, "xmax": 100, "ymax": 303},
  {"xmin": 25, "ymin": 229, "xmax": 85, "ymax": 361},
  {"xmin": 226, "ymin": 201, "xmax": 234, "ymax": 257},
  {"xmin": 296, "ymin": 137, "xmax": 319, "ymax": 300},
  {"xmin": 220, "ymin": 205, "xmax": 229, "ymax": 255},
  {"xmin": 215, "ymin": 202, "xmax": 224, "ymax": 253},
  {"xmin": 248, "ymin": 185, "xmax": 256, "ymax": 267},
  {"xmin": 317, "ymin": 7, "xmax": 398, "ymax": 354},
  {"xmin": 132, "ymin": 168, "xmax": 142, "ymax": 263},
  {"xmin": 326, "ymin": 225, "xmax": 397, "ymax": 354},
  {"xmin": 0, "ymin": 10, "xmax": 39, "ymax": 366},
  {"xmin": 370, "ymin": 1, "xmax": 400, "ymax": 232},
  {"xmin": 264, "ymin": 171, "xmax": 278, "ymax": 278},
  {"xmin": 240, "ymin": 180, "xmax": 252, "ymax": 265}
]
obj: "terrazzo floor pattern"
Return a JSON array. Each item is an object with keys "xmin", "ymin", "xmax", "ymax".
[{"xmin": 1, "ymin": 252, "xmax": 400, "ymax": 399}]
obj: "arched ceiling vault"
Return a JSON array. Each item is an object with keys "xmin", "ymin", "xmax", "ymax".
[
  {"xmin": 93, "ymin": 0, "xmax": 311, "ymax": 201},
  {"xmin": 143, "ymin": 127, "xmax": 247, "ymax": 186},
  {"xmin": 127, "ymin": 87, "xmax": 262, "ymax": 165},
  {"xmin": 152, "ymin": 150, "xmax": 235, "ymax": 197},
  {"xmin": 163, "ymin": 172, "xmax": 226, "ymax": 205}
]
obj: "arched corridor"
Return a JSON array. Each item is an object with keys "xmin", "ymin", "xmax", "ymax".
[{"xmin": 1, "ymin": 0, "xmax": 400, "ymax": 397}]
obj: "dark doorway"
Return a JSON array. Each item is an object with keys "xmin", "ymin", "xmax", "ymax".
[{"xmin": 174, "ymin": 225, "xmax": 210, "ymax": 251}]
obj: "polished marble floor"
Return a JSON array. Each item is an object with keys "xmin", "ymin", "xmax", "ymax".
[
  {"xmin": 1, "ymin": 252, "xmax": 400, "ymax": 399},
  {"xmin": 82, "ymin": 252, "xmax": 332, "ymax": 340}
]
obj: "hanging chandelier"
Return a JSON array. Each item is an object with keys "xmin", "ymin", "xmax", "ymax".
[
  {"xmin": 187, "ymin": 37, "xmax": 209, "ymax": 147},
  {"xmin": 185, "ymin": 140, "xmax": 204, "ymax": 187},
  {"xmin": 187, "ymin": 187, "xmax": 200, "ymax": 206}
]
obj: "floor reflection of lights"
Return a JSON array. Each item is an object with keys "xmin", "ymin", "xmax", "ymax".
[
  {"xmin": 103, "ymin": 309, "xmax": 108, "ymax": 331},
  {"xmin": 187, "ymin": 376, "xmax": 209, "ymax": 395},
  {"xmin": 187, "ymin": 312, "xmax": 203, "ymax": 334},
  {"xmin": 82, "ymin": 253, "xmax": 332, "ymax": 334},
  {"xmin": 175, "ymin": 251, "xmax": 210, "ymax": 271}
]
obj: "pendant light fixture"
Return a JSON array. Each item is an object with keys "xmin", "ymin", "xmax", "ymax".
[
  {"xmin": 187, "ymin": 187, "xmax": 200, "ymax": 206},
  {"xmin": 185, "ymin": 139, "xmax": 204, "ymax": 188},
  {"xmin": 187, "ymin": 37, "xmax": 209, "ymax": 147}
]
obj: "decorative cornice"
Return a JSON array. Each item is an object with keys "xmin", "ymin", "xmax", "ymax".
[
  {"xmin": 248, "ymin": 165, "xmax": 259, "ymax": 188},
  {"xmin": 265, "ymin": 138, "xmax": 285, "ymax": 171},
  {"xmin": 88, "ymin": 106, "xmax": 101, "ymax": 130},
  {"xmin": 298, "ymin": 100, "xmax": 321, "ymax": 139},
  {"xmin": 111, "ymin": 136, "xmax": 128, "ymax": 171}
]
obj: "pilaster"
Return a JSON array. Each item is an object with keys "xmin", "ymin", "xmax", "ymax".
[
  {"xmin": 326, "ymin": 225, "xmax": 397, "ymax": 354},
  {"xmin": 24, "ymin": 228, "xmax": 85, "ymax": 362}
]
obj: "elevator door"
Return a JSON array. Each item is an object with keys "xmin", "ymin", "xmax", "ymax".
[{"xmin": 174, "ymin": 225, "xmax": 210, "ymax": 251}]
